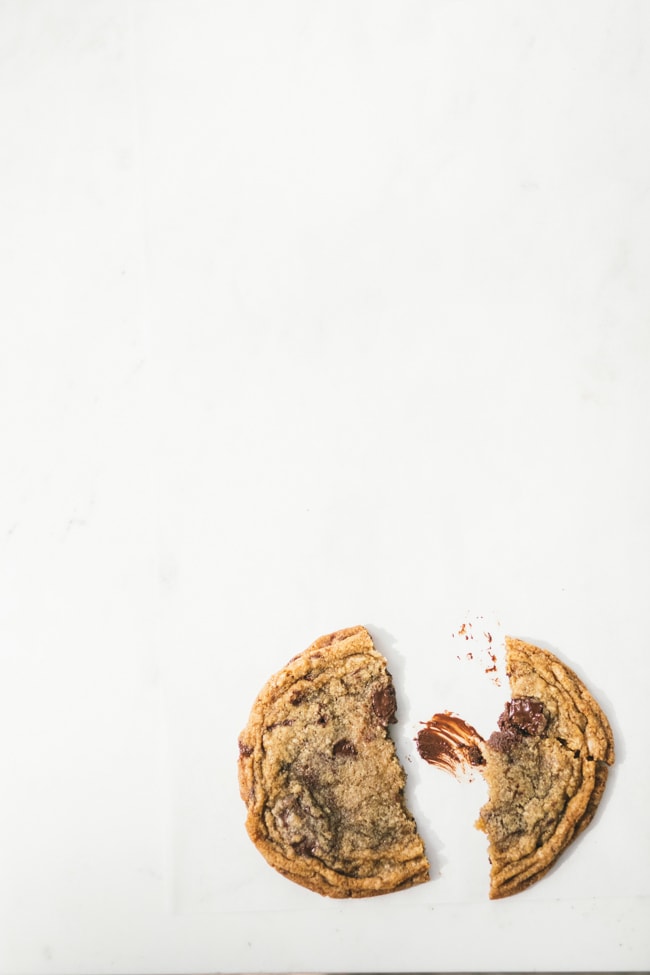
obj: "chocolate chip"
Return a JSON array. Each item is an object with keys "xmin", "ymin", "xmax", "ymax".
[
  {"xmin": 266, "ymin": 719, "xmax": 294, "ymax": 732},
  {"xmin": 500, "ymin": 698, "xmax": 548, "ymax": 736},
  {"xmin": 487, "ymin": 698, "xmax": 549, "ymax": 754},
  {"xmin": 372, "ymin": 683, "xmax": 397, "ymax": 725},
  {"xmin": 333, "ymin": 739, "xmax": 357, "ymax": 758},
  {"xmin": 238, "ymin": 740, "xmax": 253, "ymax": 758}
]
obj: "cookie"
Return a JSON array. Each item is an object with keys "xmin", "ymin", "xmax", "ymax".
[
  {"xmin": 475, "ymin": 637, "xmax": 615, "ymax": 899},
  {"xmin": 238, "ymin": 625, "xmax": 429, "ymax": 897}
]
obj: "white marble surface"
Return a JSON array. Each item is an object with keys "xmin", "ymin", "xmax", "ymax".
[{"xmin": 1, "ymin": 1, "xmax": 650, "ymax": 972}]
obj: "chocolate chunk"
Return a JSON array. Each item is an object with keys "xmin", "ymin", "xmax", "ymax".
[
  {"xmin": 333, "ymin": 739, "xmax": 357, "ymax": 758},
  {"xmin": 500, "ymin": 698, "xmax": 548, "ymax": 736},
  {"xmin": 266, "ymin": 719, "xmax": 294, "ymax": 732},
  {"xmin": 488, "ymin": 697, "xmax": 548, "ymax": 753},
  {"xmin": 372, "ymin": 683, "xmax": 397, "ymax": 725},
  {"xmin": 238, "ymin": 740, "xmax": 253, "ymax": 758}
]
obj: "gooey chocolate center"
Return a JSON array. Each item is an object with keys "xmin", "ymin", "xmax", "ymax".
[{"xmin": 487, "ymin": 697, "xmax": 548, "ymax": 753}]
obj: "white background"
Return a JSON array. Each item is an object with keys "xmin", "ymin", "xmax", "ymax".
[{"xmin": 1, "ymin": 1, "xmax": 649, "ymax": 972}]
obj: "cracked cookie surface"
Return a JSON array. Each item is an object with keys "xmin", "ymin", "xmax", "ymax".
[
  {"xmin": 476, "ymin": 637, "xmax": 615, "ymax": 899},
  {"xmin": 238, "ymin": 626, "xmax": 429, "ymax": 897}
]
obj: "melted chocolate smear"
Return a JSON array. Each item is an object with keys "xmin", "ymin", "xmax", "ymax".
[{"xmin": 416, "ymin": 712, "xmax": 485, "ymax": 776}]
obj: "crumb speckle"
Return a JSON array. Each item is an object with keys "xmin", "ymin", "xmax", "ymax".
[{"xmin": 453, "ymin": 615, "xmax": 503, "ymax": 686}]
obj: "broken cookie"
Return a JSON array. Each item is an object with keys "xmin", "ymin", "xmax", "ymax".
[
  {"xmin": 238, "ymin": 625, "xmax": 430, "ymax": 897},
  {"xmin": 417, "ymin": 636, "xmax": 615, "ymax": 898},
  {"xmin": 477, "ymin": 637, "xmax": 615, "ymax": 898}
]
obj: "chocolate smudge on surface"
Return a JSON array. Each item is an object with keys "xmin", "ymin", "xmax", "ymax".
[{"xmin": 416, "ymin": 712, "xmax": 485, "ymax": 778}]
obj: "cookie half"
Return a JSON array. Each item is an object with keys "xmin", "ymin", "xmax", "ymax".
[
  {"xmin": 476, "ymin": 637, "xmax": 615, "ymax": 899},
  {"xmin": 238, "ymin": 625, "xmax": 429, "ymax": 897}
]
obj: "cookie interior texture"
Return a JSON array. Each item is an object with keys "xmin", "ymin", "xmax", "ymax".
[
  {"xmin": 476, "ymin": 637, "xmax": 615, "ymax": 899},
  {"xmin": 238, "ymin": 626, "xmax": 429, "ymax": 898}
]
